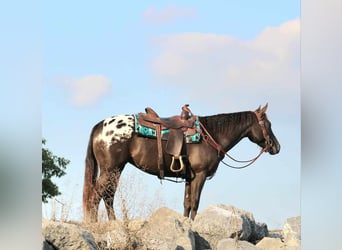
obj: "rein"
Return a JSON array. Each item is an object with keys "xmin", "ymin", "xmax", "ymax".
[{"xmin": 197, "ymin": 111, "xmax": 270, "ymax": 169}]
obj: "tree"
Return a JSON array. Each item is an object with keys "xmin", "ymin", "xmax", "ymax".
[{"xmin": 42, "ymin": 138, "xmax": 69, "ymax": 203}]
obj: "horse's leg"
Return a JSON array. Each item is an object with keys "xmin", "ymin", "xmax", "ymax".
[
  {"xmin": 183, "ymin": 181, "xmax": 191, "ymax": 217},
  {"xmin": 103, "ymin": 169, "xmax": 123, "ymax": 220},
  {"xmin": 103, "ymin": 185, "xmax": 115, "ymax": 220},
  {"xmin": 88, "ymin": 185, "xmax": 101, "ymax": 223},
  {"xmin": 94, "ymin": 169, "xmax": 121, "ymax": 221},
  {"xmin": 190, "ymin": 171, "xmax": 207, "ymax": 220}
]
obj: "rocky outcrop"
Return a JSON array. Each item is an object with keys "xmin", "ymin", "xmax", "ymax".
[
  {"xmin": 87, "ymin": 220, "xmax": 146, "ymax": 249},
  {"xmin": 217, "ymin": 238, "xmax": 263, "ymax": 250},
  {"xmin": 42, "ymin": 219, "xmax": 97, "ymax": 250},
  {"xmin": 256, "ymin": 216, "xmax": 301, "ymax": 250},
  {"xmin": 42, "ymin": 206, "xmax": 301, "ymax": 250},
  {"xmin": 192, "ymin": 204, "xmax": 268, "ymax": 247},
  {"xmin": 256, "ymin": 237, "xmax": 284, "ymax": 250},
  {"xmin": 282, "ymin": 216, "xmax": 301, "ymax": 250},
  {"xmin": 137, "ymin": 207, "xmax": 195, "ymax": 249}
]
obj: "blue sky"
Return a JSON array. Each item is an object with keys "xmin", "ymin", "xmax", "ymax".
[{"xmin": 42, "ymin": 1, "xmax": 300, "ymax": 229}]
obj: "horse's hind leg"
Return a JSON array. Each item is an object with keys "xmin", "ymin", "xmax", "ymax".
[
  {"xmin": 103, "ymin": 170, "xmax": 123, "ymax": 220},
  {"xmin": 95, "ymin": 169, "xmax": 123, "ymax": 221}
]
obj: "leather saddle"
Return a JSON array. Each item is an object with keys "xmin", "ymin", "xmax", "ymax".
[
  {"xmin": 138, "ymin": 107, "xmax": 195, "ymax": 130},
  {"xmin": 137, "ymin": 105, "xmax": 197, "ymax": 179}
]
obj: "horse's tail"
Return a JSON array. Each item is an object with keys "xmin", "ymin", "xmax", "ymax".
[{"xmin": 83, "ymin": 123, "xmax": 99, "ymax": 221}]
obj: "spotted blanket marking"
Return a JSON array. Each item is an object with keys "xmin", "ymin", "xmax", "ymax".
[{"xmin": 98, "ymin": 115, "xmax": 135, "ymax": 147}]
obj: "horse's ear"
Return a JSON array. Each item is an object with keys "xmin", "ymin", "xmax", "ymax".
[
  {"xmin": 260, "ymin": 103, "xmax": 268, "ymax": 114},
  {"xmin": 256, "ymin": 105, "xmax": 261, "ymax": 112}
]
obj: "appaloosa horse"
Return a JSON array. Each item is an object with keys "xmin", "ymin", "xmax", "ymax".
[{"xmin": 83, "ymin": 104, "xmax": 280, "ymax": 222}]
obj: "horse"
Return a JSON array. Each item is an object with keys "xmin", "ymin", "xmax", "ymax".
[{"xmin": 83, "ymin": 104, "xmax": 280, "ymax": 223}]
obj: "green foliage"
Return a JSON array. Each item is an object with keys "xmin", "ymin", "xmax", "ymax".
[{"xmin": 42, "ymin": 138, "xmax": 69, "ymax": 203}]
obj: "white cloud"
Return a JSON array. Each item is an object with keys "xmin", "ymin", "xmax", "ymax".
[
  {"xmin": 57, "ymin": 75, "xmax": 112, "ymax": 107},
  {"xmin": 148, "ymin": 19, "xmax": 300, "ymax": 111},
  {"xmin": 143, "ymin": 4, "xmax": 196, "ymax": 25}
]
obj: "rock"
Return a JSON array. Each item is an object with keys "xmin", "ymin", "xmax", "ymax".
[
  {"xmin": 267, "ymin": 229, "xmax": 283, "ymax": 239},
  {"xmin": 256, "ymin": 237, "xmax": 284, "ymax": 250},
  {"xmin": 192, "ymin": 204, "xmax": 268, "ymax": 247},
  {"xmin": 137, "ymin": 207, "xmax": 196, "ymax": 250},
  {"xmin": 282, "ymin": 216, "xmax": 301, "ymax": 250},
  {"xmin": 82, "ymin": 219, "xmax": 147, "ymax": 249},
  {"xmin": 42, "ymin": 207, "xmax": 300, "ymax": 250},
  {"xmin": 42, "ymin": 240, "xmax": 56, "ymax": 250},
  {"xmin": 217, "ymin": 238, "xmax": 262, "ymax": 250},
  {"xmin": 251, "ymin": 222, "xmax": 269, "ymax": 243},
  {"xmin": 42, "ymin": 220, "xmax": 97, "ymax": 250},
  {"xmin": 193, "ymin": 231, "xmax": 211, "ymax": 250},
  {"xmin": 90, "ymin": 220, "xmax": 133, "ymax": 249}
]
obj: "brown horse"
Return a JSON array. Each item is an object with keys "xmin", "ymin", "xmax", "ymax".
[{"xmin": 83, "ymin": 104, "xmax": 280, "ymax": 223}]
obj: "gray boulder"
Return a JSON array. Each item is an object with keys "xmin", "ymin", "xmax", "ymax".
[
  {"xmin": 89, "ymin": 220, "xmax": 145, "ymax": 249},
  {"xmin": 217, "ymin": 238, "xmax": 262, "ymax": 250},
  {"xmin": 192, "ymin": 204, "xmax": 268, "ymax": 248},
  {"xmin": 42, "ymin": 219, "xmax": 97, "ymax": 250},
  {"xmin": 256, "ymin": 237, "xmax": 284, "ymax": 250},
  {"xmin": 137, "ymin": 207, "xmax": 196, "ymax": 250},
  {"xmin": 282, "ymin": 216, "xmax": 301, "ymax": 250}
]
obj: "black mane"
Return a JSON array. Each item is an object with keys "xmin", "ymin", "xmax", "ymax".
[{"xmin": 199, "ymin": 111, "xmax": 256, "ymax": 135}]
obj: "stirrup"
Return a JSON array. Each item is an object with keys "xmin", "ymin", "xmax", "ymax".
[{"xmin": 170, "ymin": 155, "xmax": 185, "ymax": 173}]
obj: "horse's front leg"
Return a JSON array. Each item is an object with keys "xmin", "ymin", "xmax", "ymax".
[
  {"xmin": 190, "ymin": 171, "xmax": 207, "ymax": 220},
  {"xmin": 183, "ymin": 181, "xmax": 191, "ymax": 217}
]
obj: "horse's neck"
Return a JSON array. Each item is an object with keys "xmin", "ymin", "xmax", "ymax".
[{"xmin": 200, "ymin": 112, "xmax": 255, "ymax": 152}]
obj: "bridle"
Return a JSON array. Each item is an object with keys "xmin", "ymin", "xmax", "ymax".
[
  {"xmin": 254, "ymin": 111, "xmax": 272, "ymax": 152},
  {"xmin": 198, "ymin": 111, "xmax": 272, "ymax": 169}
]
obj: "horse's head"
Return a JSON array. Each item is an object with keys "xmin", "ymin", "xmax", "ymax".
[{"xmin": 249, "ymin": 103, "xmax": 280, "ymax": 155}]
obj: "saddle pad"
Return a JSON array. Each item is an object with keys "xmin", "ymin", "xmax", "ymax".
[{"xmin": 134, "ymin": 114, "xmax": 201, "ymax": 143}]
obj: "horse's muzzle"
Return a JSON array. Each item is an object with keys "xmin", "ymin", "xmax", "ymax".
[{"xmin": 269, "ymin": 141, "xmax": 280, "ymax": 155}]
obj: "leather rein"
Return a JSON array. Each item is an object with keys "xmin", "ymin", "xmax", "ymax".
[{"xmin": 197, "ymin": 111, "xmax": 272, "ymax": 169}]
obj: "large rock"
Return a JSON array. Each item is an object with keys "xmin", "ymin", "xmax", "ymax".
[
  {"xmin": 192, "ymin": 204, "xmax": 268, "ymax": 247},
  {"xmin": 89, "ymin": 220, "xmax": 146, "ymax": 249},
  {"xmin": 256, "ymin": 237, "xmax": 284, "ymax": 250},
  {"xmin": 137, "ymin": 207, "xmax": 196, "ymax": 249},
  {"xmin": 42, "ymin": 219, "xmax": 97, "ymax": 250},
  {"xmin": 282, "ymin": 216, "xmax": 301, "ymax": 250},
  {"xmin": 217, "ymin": 238, "xmax": 262, "ymax": 250}
]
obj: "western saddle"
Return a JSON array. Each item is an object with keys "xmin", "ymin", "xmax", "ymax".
[{"xmin": 137, "ymin": 104, "xmax": 197, "ymax": 179}]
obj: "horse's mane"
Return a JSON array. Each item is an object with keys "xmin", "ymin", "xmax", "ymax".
[{"xmin": 198, "ymin": 111, "xmax": 256, "ymax": 135}]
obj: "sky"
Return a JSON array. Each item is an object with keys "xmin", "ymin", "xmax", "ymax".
[{"xmin": 42, "ymin": 1, "xmax": 300, "ymax": 229}]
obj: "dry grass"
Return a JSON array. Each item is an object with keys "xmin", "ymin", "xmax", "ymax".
[{"xmin": 43, "ymin": 170, "xmax": 165, "ymax": 249}]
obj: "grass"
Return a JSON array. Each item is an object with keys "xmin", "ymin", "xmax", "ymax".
[{"xmin": 42, "ymin": 170, "xmax": 166, "ymax": 249}]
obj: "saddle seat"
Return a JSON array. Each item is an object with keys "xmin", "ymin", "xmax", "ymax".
[{"xmin": 138, "ymin": 107, "xmax": 196, "ymax": 130}]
